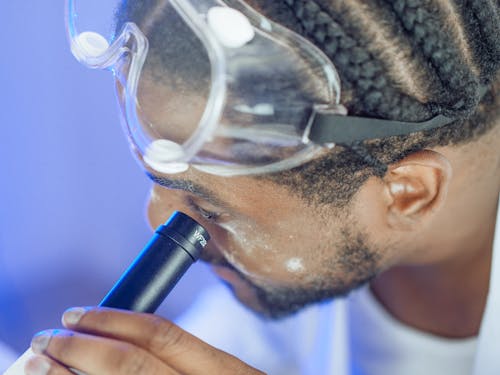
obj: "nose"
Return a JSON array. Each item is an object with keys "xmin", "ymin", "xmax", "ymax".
[{"xmin": 146, "ymin": 184, "xmax": 182, "ymax": 230}]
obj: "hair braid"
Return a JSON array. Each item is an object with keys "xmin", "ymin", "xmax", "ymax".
[
  {"xmin": 261, "ymin": 0, "xmax": 498, "ymax": 207},
  {"xmin": 384, "ymin": 0, "xmax": 481, "ymax": 118},
  {"xmin": 284, "ymin": 0, "xmax": 435, "ymax": 122},
  {"xmin": 458, "ymin": 0, "xmax": 500, "ymax": 82}
]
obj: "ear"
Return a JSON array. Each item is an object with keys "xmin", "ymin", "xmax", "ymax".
[{"xmin": 384, "ymin": 150, "xmax": 452, "ymax": 230}]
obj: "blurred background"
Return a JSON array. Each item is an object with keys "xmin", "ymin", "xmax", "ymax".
[{"xmin": 0, "ymin": 2, "xmax": 216, "ymax": 353}]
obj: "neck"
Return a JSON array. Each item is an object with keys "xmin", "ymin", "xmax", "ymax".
[{"xmin": 371, "ymin": 217, "xmax": 495, "ymax": 338}]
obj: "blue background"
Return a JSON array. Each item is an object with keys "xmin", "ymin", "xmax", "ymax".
[{"xmin": 0, "ymin": 2, "xmax": 216, "ymax": 353}]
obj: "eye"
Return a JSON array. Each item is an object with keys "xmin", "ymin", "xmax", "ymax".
[
  {"xmin": 196, "ymin": 206, "xmax": 218, "ymax": 221},
  {"xmin": 187, "ymin": 197, "xmax": 220, "ymax": 222}
]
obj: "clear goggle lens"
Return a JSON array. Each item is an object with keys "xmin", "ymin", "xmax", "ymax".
[{"xmin": 66, "ymin": 0, "xmax": 342, "ymax": 176}]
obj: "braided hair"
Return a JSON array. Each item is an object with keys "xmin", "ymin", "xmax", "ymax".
[
  {"xmin": 250, "ymin": 0, "xmax": 499, "ymax": 206},
  {"xmin": 118, "ymin": 0, "xmax": 500, "ymax": 207}
]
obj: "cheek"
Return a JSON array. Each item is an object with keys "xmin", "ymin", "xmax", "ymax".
[{"xmin": 212, "ymin": 218, "xmax": 318, "ymax": 285}]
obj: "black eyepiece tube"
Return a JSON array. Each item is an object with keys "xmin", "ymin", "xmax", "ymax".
[{"xmin": 99, "ymin": 211, "xmax": 210, "ymax": 313}]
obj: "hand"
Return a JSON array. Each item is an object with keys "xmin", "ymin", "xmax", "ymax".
[{"xmin": 25, "ymin": 307, "xmax": 266, "ymax": 375}]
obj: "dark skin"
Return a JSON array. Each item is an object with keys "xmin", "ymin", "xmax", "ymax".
[
  {"xmin": 371, "ymin": 141, "xmax": 498, "ymax": 338},
  {"xmin": 23, "ymin": 120, "xmax": 499, "ymax": 374}
]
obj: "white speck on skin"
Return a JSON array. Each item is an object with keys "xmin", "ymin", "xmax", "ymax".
[
  {"xmin": 285, "ymin": 258, "xmax": 305, "ymax": 273},
  {"xmin": 218, "ymin": 220, "xmax": 275, "ymax": 256},
  {"xmin": 149, "ymin": 188, "xmax": 160, "ymax": 203}
]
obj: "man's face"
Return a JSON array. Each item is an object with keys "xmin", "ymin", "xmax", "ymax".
[
  {"xmin": 147, "ymin": 168, "xmax": 388, "ymax": 318},
  {"xmin": 136, "ymin": 69, "xmax": 396, "ymax": 319},
  {"xmin": 139, "ymin": 70, "xmax": 389, "ymax": 317}
]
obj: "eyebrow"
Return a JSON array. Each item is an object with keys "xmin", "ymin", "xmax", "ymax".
[{"xmin": 146, "ymin": 172, "xmax": 228, "ymax": 209}]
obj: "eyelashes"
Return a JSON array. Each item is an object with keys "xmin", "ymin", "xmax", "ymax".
[
  {"xmin": 186, "ymin": 197, "xmax": 220, "ymax": 222},
  {"xmin": 196, "ymin": 206, "xmax": 219, "ymax": 221}
]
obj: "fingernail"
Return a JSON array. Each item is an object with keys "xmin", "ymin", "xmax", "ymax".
[
  {"xmin": 63, "ymin": 307, "xmax": 87, "ymax": 326},
  {"xmin": 25, "ymin": 356, "xmax": 51, "ymax": 375},
  {"xmin": 31, "ymin": 331, "xmax": 51, "ymax": 354}
]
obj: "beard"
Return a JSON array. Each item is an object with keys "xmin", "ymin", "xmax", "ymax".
[{"xmin": 202, "ymin": 229, "xmax": 382, "ymax": 319}]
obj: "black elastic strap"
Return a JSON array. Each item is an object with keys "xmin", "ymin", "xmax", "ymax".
[
  {"xmin": 308, "ymin": 112, "xmax": 455, "ymax": 145},
  {"xmin": 308, "ymin": 82, "xmax": 490, "ymax": 145}
]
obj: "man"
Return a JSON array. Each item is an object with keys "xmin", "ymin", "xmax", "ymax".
[{"xmin": 20, "ymin": 0, "xmax": 499, "ymax": 374}]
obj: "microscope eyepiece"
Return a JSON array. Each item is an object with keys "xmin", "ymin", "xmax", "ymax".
[{"xmin": 99, "ymin": 211, "xmax": 210, "ymax": 313}]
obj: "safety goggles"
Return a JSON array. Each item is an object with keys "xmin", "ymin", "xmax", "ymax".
[{"xmin": 66, "ymin": 0, "xmax": 454, "ymax": 176}]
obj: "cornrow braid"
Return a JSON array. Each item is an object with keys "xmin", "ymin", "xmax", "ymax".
[
  {"xmin": 260, "ymin": 0, "xmax": 498, "ymax": 207},
  {"xmin": 383, "ymin": 0, "xmax": 481, "ymax": 117},
  {"xmin": 284, "ymin": 0, "xmax": 436, "ymax": 122},
  {"xmin": 458, "ymin": 0, "xmax": 500, "ymax": 82}
]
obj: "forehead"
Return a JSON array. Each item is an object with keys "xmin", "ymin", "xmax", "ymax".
[
  {"xmin": 136, "ymin": 75, "xmax": 207, "ymax": 145},
  {"xmin": 148, "ymin": 167, "xmax": 311, "ymax": 218}
]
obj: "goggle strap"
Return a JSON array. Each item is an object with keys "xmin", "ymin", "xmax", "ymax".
[
  {"xmin": 309, "ymin": 111, "xmax": 455, "ymax": 145},
  {"xmin": 310, "ymin": 84, "xmax": 490, "ymax": 146}
]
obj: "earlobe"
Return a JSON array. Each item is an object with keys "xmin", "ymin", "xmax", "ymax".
[{"xmin": 384, "ymin": 150, "xmax": 452, "ymax": 230}]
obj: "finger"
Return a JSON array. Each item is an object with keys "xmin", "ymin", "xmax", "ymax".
[
  {"xmin": 25, "ymin": 354, "xmax": 74, "ymax": 375},
  {"xmin": 62, "ymin": 307, "xmax": 264, "ymax": 375},
  {"xmin": 31, "ymin": 329, "xmax": 180, "ymax": 375}
]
